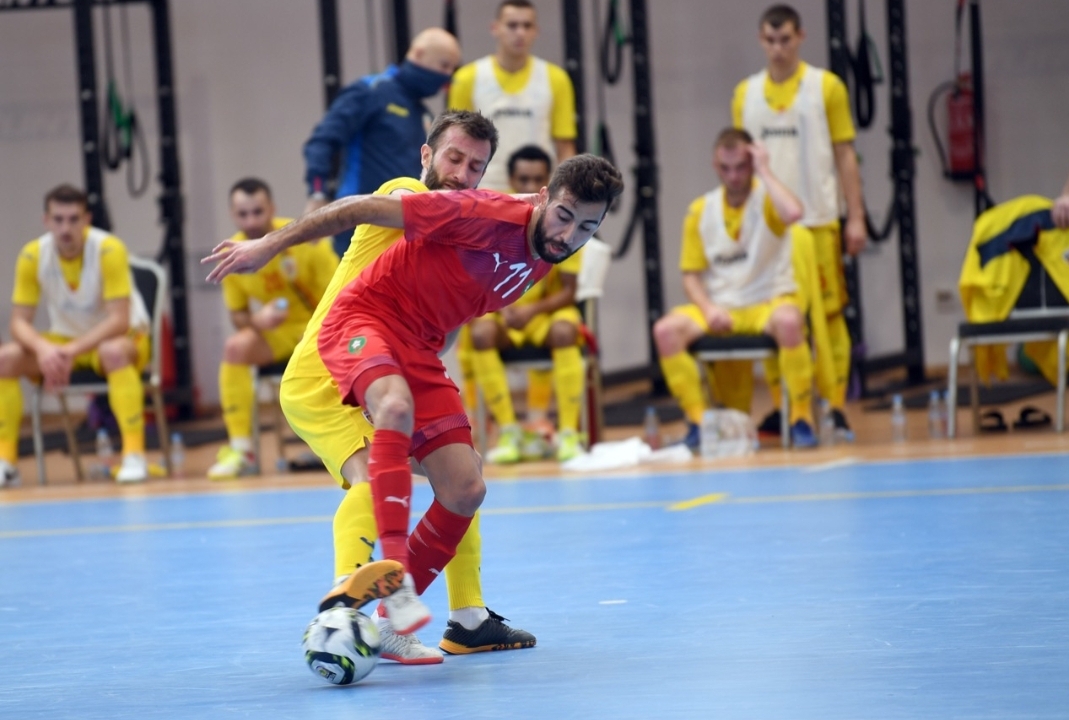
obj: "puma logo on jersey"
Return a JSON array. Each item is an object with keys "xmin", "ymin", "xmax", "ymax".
[
  {"xmin": 384, "ymin": 496, "xmax": 409, "ymax": 508},
  {"xmin": 428, "ymin": 568, "xmax": 441, "ymax": 576},
  {"xmin": 492, "ymin": 252, "xmax": 506, "ymax": 272},
  {"xmin": 713, "ymin": 249, "xmax": 749, "ymax": 266}
]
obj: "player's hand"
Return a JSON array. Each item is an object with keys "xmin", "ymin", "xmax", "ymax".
[
  {"xmin": 844, "ymin": 215, "xmax": 867, "ymax": 256},
  {"xmin": 202, "ymin": 235, "xmax": 278, "ymax": 283},
  {"xmin": 303, "ymin": 196, "xmax": 329, "ymax": 217},
  {"xmin": 254, "ymin": 301, "xmax": 289, "ymax": 331},
  {"xmin": 704, "ymin": 305, "xmax": 733, "ymax": 334},
  {"xmin": 747, "ymin": 141, "xmax": 771, "ymax": 175},
  {"xmin": 37, "ymin": 342, "xmax": 73, "ymax": 390},
  {"xmin": 501, "ymin": 305, "xmax": 535, "ymax": 330},
  {"xmin": 1053, "ymin": 194, "xmax": 1069, "ymax": 229}
]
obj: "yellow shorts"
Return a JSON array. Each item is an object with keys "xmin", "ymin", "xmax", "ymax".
[
  {"xmin": 809, "ymin": 223, "xmax": 848, "ymax": 316},
  {"xmin": 279, "ymin": 351, "xmax": 375, "ymax": 488},
  {"xmin": 672, "ymin": 294, "xmax": 800, "ymax": 335},
  {"xmin": 263, "ymin": 321, "xmax": 307, "ymax": 363},
  {"xmin": 476, "ymin": 306, "xmax": 583, "ymax": 347},
  {"xmin": 42, "ymin": 331, "xmax": 150, "ymax": 375}
]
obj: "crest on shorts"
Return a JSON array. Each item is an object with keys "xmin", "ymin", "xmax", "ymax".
[{"xmin": 347, "ymin": 336, "xmax": 366, "ymax": 354}]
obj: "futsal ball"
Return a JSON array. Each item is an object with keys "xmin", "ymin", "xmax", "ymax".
[{"xmin": 302, "ymin": 607, "xmax": 381, "ymax": 685}]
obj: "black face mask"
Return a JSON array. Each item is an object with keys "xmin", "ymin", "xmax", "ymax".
[{"xmin": 396, "ymin": 60, "xmax": 451, "ymax": 98}]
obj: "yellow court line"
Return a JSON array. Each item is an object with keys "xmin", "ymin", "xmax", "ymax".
[
  {"xmin": 3, "ymin": 483, "xmax": 1069, "ymax": 540},
  {"xmin": 668, "ymin": 493, "xmax": 729, "ymax": 511}
]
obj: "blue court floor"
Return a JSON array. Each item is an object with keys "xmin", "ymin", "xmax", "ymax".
[{"xmin": 2, "ymin": 454, "xmax": 1068, "ymax": 719}]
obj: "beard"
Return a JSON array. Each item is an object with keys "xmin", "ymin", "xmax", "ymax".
[
  {"xmin": 531, "ymin": 214, "xmax": 574, "ymax": 264},
  {"xmin": 424, "ymin": 164, "xmax": 464, "ymax": 192}
]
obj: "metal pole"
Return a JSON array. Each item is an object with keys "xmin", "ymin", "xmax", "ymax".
[
  {"xmin": 73, "ymin": 0, "xmax": 111, "ymax": 230},
  {"xmin": 561, "ymin": 0, "xmax": 586, "ymax": 154},
  {"xmin": 149, "ymin": 0, "xmax": 194, "ymax": 417},
  {"xmin": 887, "ymin": 0, "xmax": 925, "ymax": 383},
  {"xmin": 628, "ymin": 0, "xmax": 665, "ymax": 384},
  {"xmin": 318, "ymin": 0, "xmax": 342, "ymax": 109},
  {"xmin": 389, "ymin": 0, "xmax": 410, "ymax": 66}
]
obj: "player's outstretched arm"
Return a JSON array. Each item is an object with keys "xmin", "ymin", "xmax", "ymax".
[{"xmin": 202, "ymin": 194, "xmax": 404, "ymax": 282}]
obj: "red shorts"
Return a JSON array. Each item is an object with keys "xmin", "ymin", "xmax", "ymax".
[{"xmin": 317, "ymin": 313, "xmax": 471, "ymax": 462}]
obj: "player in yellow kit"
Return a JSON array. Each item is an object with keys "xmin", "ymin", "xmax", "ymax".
[
  {"xmin": 208, "ymin": 178, "xmax": 338, "ymax": 479},
  {"xmin": 278, "ymin": 111, "xmax": 535, "ymax": 663},
  {"xmin": 731, "ymin": 3, "xmax": 865, "ymax": 440},
  {"xmin": 447, "ymin": 0, "xmax": 576, "ymax": 192},
  {"xmin": 0, "ymin": 185, "xmax": 152, "ymax": 485},
  {"xmin": 468, "ymin": 145, "xmax": 587, "ymax": 463},
  {"xmin": 655, "ymin": 129, "xmax": 817, "ymax": 449}
]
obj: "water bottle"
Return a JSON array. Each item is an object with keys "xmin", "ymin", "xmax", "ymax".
[
  {"xmin": 643, "ymin": 406, "xmax": 661, "ymax": 450},
  {"xmin": 927, "ymin": 390, "xmax": 945, "ymax": 439},
  {"xmin": 94, "ymin": 428, "xmax": 114, "ymax": 479},
  {"xmin": 890, "ymin": 394, "xmax": 907, "ymax": 443},
  {"xmin": 700, "ymin": 408, "xmax": 720, "ymax": 459},
  {"xmin": 819, "ymin": 399, "xmax": 836, "ymax": 447},
  {"xmin": 170, "ymin": 432, "xmax": 185, "ymax": 478}
]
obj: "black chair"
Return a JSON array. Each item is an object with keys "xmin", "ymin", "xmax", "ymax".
[
  {"xmin": 947, "ymin": 246, "xmax": 1069, "ymax": 437},
  {"xmin": 688, "ymin": 334, "xmax": 791, "ymax": 448}
]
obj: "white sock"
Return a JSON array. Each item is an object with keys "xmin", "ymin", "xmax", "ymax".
[
  {"xmin": 231, "ymin": 437, "xmax": 253, "ymax": 453},
  {"xmin": 449, "ymin": 606, "xmax": 489, "ymax": 631}
]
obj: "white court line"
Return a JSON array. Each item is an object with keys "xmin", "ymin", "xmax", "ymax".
[
  {"xmin": 599, "ymin": 600, "xmax": 628, "ymax": 605},
  {"xmin": 801, "ymin": 457, "xmax": 860, "ymax": 473}
]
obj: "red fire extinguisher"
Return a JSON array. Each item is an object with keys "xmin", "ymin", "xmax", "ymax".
[{"xmin": 946, "ymin": 73, "xmax": 975, "ymax": 179}]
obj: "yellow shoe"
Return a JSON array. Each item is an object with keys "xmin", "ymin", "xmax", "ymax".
[
  {"xmin": 487, "ymin": 424, "xmax": 522, "ymax": 464},
  {"xmin": 207, "ymin": 446, "xmax": 257, "ymax": 480},
  {"xmin": 556, "ymin": 429, "xmax": 583, "ymax": 462}
]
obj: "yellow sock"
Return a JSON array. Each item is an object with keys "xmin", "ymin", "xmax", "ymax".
[
  {"xmin": 445, "ymin": 510, "xmax": 484, "ymax": 611},
  {"xmin": 526, "ymin": 368, "xmax": 553, "ymax": 417},
  {"xmin": 660, "ymin": 351, "xmax": 705, "ymax": 424},
  {"xmin": 763, "ymin": 356, "xmax": 782, "ymax": 405},
  {"xmin": 779, "ymin": 344, "xmax": 814, "ymax": 424},
  {"xmin": 551, "ymin": 346, "xmax": 584, "ymax": 432},
  {"xmin": 826, "ymin": 313, "xmax": 851, "ymax": 408},
  {"xmin": 0, "ymin": 378, "xmax": 22, "ymax": 463},
  {"xmin": 456, "ymin": 325, "xmax": 477, "ymax": 412},
  {"xmin": 107, "ymin": 365, "xmax": 144, "ymax": 454},
  {"xmin": 471, "ymin": 349, "xmax": 516, "ymax": 425},
  {"xmin": 706, "ymin": 360, "xmax": 754, "ymax": 413},
  {"xmin": 219, "ymin": 362, "xmax": 254, "ymax": 442},
  {"xmin": 333, "ymin": 482, "xmax": 379, "ymax": 580}
]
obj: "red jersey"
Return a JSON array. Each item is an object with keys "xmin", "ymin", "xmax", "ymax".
[{"xmin": 321, "ymin": 189, "xmax": 552, "ymax": 352}]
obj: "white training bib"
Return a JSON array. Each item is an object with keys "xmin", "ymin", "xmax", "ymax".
[
  {"xmin": 697, "ymin": 181, "xmax": 796, "ymax": 309},
  {"xmin": 741, "ymin": 65, "xmax": 840, "ymax": 227},
  {"xmin": 36, "ymin": 228, "xmax": 150, "ymax": 337},
  {"xmin": 472, "ymin": 56, "xmax": 555, "ymax": 192}
]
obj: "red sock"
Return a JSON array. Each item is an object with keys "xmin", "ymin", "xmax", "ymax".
[
  {"xmin": 368, "ymin": 429, "xmax": 412, "ymax": 567},
  {"xmin": 407, "ymin": 500, "xmax": 473, "ymax": 594}
]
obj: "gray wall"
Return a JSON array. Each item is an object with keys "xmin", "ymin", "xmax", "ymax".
[{"xmin": 1, "ymin": 0, "xmax": 1067, "ymax": 406}]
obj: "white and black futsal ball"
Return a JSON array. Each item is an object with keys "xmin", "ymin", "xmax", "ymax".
[{"xmin": 302, "ymin": 607, "xmax": 381, "ymax": 685}]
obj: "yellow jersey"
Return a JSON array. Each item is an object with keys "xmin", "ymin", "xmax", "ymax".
[
  {"xmin": 13, "ymin": 230, "xmax": 132, "ymax": 307},
  {"xmin": 731, "ymin": 61, "xmax": 855, "ymax": 144},
  {"xmin": 220, "ymin": 217, "xmax": 338, "ymax": 328}
]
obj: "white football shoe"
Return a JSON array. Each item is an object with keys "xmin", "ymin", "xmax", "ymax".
[
  {"xmin": 0, "ymin": 459, "xmax": 20, "ymax": 488},
  {"xmin": 115, "ymin": 454, "xmax": 148, "ymax": 483},
  {"xmin": 375, "ymin": 616, "xmax": 443, "ymax": 665},
  {"xmin": 380, "ymin": 573, "xmax": 431, "ymax": 635}
]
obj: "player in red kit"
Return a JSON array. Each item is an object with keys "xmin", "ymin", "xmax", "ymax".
[{"xmin": 205, "ymin": 152, "xmax": 624, "ymax": 636}]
